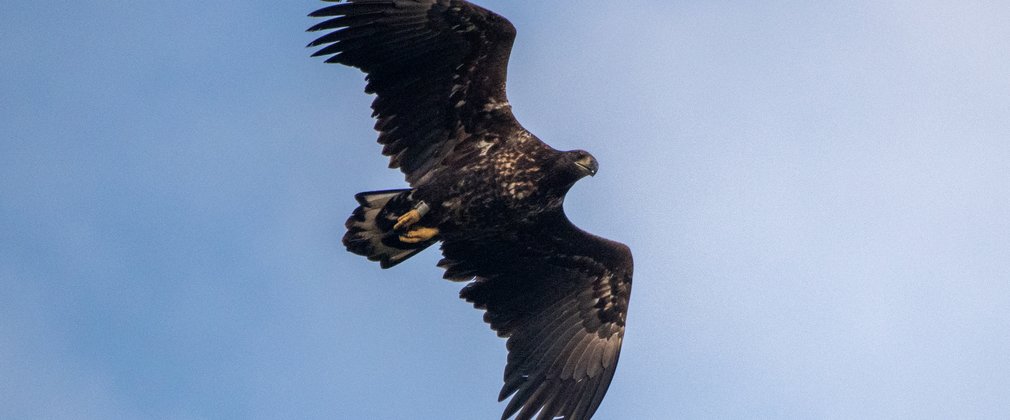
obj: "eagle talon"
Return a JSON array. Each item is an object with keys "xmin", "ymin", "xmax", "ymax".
[
  {"xmin": 394, "ymin": 210, "xmax": 421, "ymax": 231},
  {"xmin": 394, "ymin": 201, "xmax": 430, "ymax": 231},
  {"xmin": 399, "ymin": 227, "xmax": 439, "ymax": 243}
]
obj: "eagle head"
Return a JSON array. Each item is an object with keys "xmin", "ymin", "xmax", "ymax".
[{"xmin": 554, "ymin": 149, "xmax": 598, "ymax": 187}]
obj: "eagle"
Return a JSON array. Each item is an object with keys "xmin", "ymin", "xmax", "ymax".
[{"xmin": 308, "ymin": 1, "xmax": 634, "ymax": 419}]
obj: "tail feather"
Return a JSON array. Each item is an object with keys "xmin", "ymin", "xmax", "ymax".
[{"xmin": 343, "ymin": 189, "xmax": 437, "ymax": 268}]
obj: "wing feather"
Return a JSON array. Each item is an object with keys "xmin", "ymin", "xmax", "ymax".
[
  {"xmin": 444, "ymin": 213, "xmax": 633, "ymax": 420},
  {"xmin": 308, "ymin": 0, "xmax": 519, "ymax": 184}
]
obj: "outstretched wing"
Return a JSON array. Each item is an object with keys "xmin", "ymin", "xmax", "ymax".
[
  {"xmin": 439, "ymin": 213, "xmax": 634, "ymax": 420},
  {"xmin": 308, "ymin": 0, "xmax": 519, "ymax": 185}
]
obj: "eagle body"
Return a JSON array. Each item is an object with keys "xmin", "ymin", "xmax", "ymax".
[
  {"xmin": 417, "ymin": 128, "xmax": 586, "ymax": 233},
  {"xmin": 309, "ymin": 1, "xmax": 634, "ymax": 419}
]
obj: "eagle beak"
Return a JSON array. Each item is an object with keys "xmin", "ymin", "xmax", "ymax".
[{"xmin": 575, "ymin": 156, "xmax": 598, "ymax": 177}]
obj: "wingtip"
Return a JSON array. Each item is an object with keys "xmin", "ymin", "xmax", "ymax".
[{"xmin": 306, "ymin": 36, "xmax": 327, "ymax": 48}]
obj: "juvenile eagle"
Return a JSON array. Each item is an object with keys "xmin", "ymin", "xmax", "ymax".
[{"xmin": 308, "ymin": 1, "xmax": 633, "ymax": 419}]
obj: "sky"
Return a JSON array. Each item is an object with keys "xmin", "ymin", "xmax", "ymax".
[{"xmin": 2, "ymin": 1, "xmax": 1009, "ymax": 419}]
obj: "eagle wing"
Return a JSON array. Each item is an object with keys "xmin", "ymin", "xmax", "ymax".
[
  {"xmin": 440, "ymin": 212, "xmax": 634, "ymax": 420},
  {"xmin": 308, "ymin": 0, "xmax": 519, "ymax": 185}
]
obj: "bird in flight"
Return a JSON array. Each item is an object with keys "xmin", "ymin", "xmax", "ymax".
[{"xmin": 308, "ymin": 1, "xmax": 633, "ymax": 419}]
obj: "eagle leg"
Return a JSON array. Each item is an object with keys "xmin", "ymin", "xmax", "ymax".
[
  {"xmin": 399, "ymin": 226, "xmax": 440, "ymax": 243},
  {"xmin": 393, "ymin": 201, "xmax": 430, "ymax": 231}
]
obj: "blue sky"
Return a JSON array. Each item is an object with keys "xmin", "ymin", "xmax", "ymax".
[{"xmin": 2, "ymin": 1, "xmax": 1008, "ymax": 418}]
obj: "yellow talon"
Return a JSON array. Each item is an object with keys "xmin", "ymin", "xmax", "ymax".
[
  {"xmin": 399, "ymin": 227, "xmax": 439, "ymax": 243},
  {"xmin": 394, "ymin": 209, "xmax": 422, "ymax": 231}
]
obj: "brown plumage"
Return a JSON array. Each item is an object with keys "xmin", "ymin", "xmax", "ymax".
[{"xmin": 308, "ymin": 1, "xmax": 633, "ymax": 419}]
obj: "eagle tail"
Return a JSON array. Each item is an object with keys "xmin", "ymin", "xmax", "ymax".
[{"xmin": 343, "ymin": 189, "xmax": 437, "ymax": 268}]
